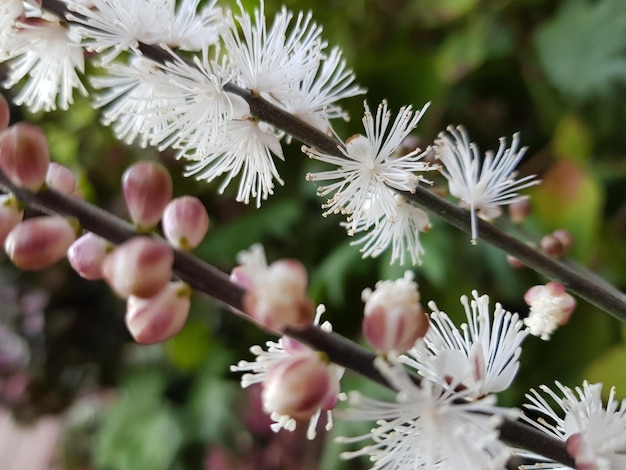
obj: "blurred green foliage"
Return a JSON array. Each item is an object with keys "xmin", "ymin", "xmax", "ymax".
[{"xmin": 1, "ymin": 0, "xmax": 626, "ymax": 468}]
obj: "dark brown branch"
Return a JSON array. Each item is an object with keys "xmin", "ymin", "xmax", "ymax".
[
  {"xmin": 42, "ymin": 0, "xmax": 626, "ymax": 320},
  {"xmin": 0, "ymin": 168, "xmax": 574, "ymax": 469}
]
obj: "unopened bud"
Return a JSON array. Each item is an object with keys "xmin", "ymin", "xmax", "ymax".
[
  {"xmin": 162, "ymin": 196, "xmax": 209, "ymax": 250},
  {"xmin": 552, "ymin": 229, "xmax": 574, "ymax": 253},
  {"xmin": 122, "ymin": 162, "xmax": 173, "ymax": 231},
  {"xmin": 523, "ymin": 282, "xmax": 576, "ymax": 340},
  {"xmin": 242, "ymin": 259, "xmax": 314, "ymax": 331},
  {"xmin": 102, "ymin": 237, "xmax": 173, "ymax": 299},
  {"xmin": 46, "ymin": 162, "xmax": 76, "ymax": 194},
  {"xmin": 540, "ymin": 234, "xmax": 564, "ymax": 258},
  {"xmin": 508, "ymin": 198, "xmax": 532, "ymax": 224},
  {"xmin": 5, "ymin": 216, "xmax": 78, "ymax": 270},
  {"xmin": 506, "ymin": 254, "xmax": 525, "ymax": 269},
  {"xmin": 67, "ymin": 232, "xmax": 110, "ymax": 280},
  {"xmin": 262, "ymin": 352, "xmax": 332, "ymax": 421},
  {"xmin": 0, "ymin": 123, "xmax": 50, "ymax": 191},
  {"xmin": 565, "ymin": 433, "xmax": 596, "ymax": 470},
  {"xmin": 126, "ymin": 282, "xmax": 191, "ymax": 344},
  {"xmin": 0, "ymin": 194, "xmax": 23, "ymax": 245},
  {"xmin": 361, "ymin": 271, "xmax": 428, "ymax": 354}
]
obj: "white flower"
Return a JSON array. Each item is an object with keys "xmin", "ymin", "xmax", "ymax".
[
  {"xmin": 185, "ymin": 117, "xmax": 284, "ymax": 207},
  {"xmin": 346, "ymin": 193, "xmax": 431, "ymax": 265},
  {"xmin": 90, "ymin": 57, "xmax": 175, "ymax": 146},
  {"xmin": 67, "ymin": 0, "xmax": 223, "ymax": 61},
  {"xmin": 520, "ymin": 381, "xmax": 626, "ymax": 469},
  {"xmin": 0, "ymin": 0, "xmax": 25, "ymax": 33},
  {"xmin": 230, "ymin": 304, "xmax": 344, "ymax": 440},
  {"xmin": 1, "ymin": 18, "xmax": 86, "ymax": 112},
  {"xmin": 403, "ymin": 291, "xmax": 528, "ymax": 398},
  {"xmin": 67, "ymin": 0, "xmax": 160, "ymax": 62},
  {"xmin": 150, "ymin": 0, "xmax": 224, "ymax": 51},
  {"xmin": 222, "ymin": 0, "xmax": 323, "ymax": 100},
  {"xmin": 143, "ymin": 51, "xmax": 249, "ymax": 155},
  {"xmin": 435, "ymin": 125, "xmax": 539, "ymax": 243},
  {"xmin": 305, "ymin": 100, "xmax": 433, "ymax": 232},
  {"xmin": 337, "ymin": 358, "xmax": 516, "ymax": 469},
  {"xmin": 281, "ymin": 46, "xmax": 365, "ymax": 133}
]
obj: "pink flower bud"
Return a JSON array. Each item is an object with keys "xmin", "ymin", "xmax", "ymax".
[
  {"xmin": 540, "ymin": 234, "xmax": 564, "ymax": 258},
  {"xmin": 508, "ymin": 198, "xmax": 532, "ymax": 224},
  {"xmin": 230, "ymin": 265, "xmax": 254, "ymax": 289},
  {"xmin": 46, "ymin": 162, "xmax": 76, "ymax": 194},
  {"xmin": 242, "ymin": 259, "xmax": 314, "ymax": 332},
  {"xmin": 361, "ymin": 271, "xmax": 428, "ymax": 354},
  {"xmin": 0, "ymin": 123, "xmax": 49, "ymax": 191},
  {"xmin": 506, "ymin": 254, "xmax": 525, "ymax": 269},
  {"xmin": 4, "ymin": 216, "xmax": 78, "ymax": 270},
  {"xmin": 67, "ymin": 232, "xmax": 110, "ymax": 280},
  {"xmin": 122, "ymin": 162, "xmax": 173, "ymax": 231},
  {"xmin": 102, "ymin": 237, "xmax": 173, "ymax": 299},
  {"xmin": 162, "ymin": 196, "xmax": 209, "ymax": 250},
  {"xmin": 281, "ymin": 335, "xmax": 309, "ymax": 355},
  {"xmin": 523, "ymin": 282, "xmax": 576, "ymax": 340},
  {"xmin": 0, "ymin": 194, "xmax": 23, "ymax": 245},
  {"xmin": 552, "ymin": 229, "xmax": 574, "ymax": 253},
  {"xmin": 126, "ymin": 282, "xmax": 191, "ymax": 344},
  {"xmin": 0, "ymin": 95, "xmax": 10, "ymax": 131},
  {"xmin": 262, "ymin": 352, "xmax": 332, "ymax": 421},
  {"xmin": 565, "ymin": 433, "xmax": 596, "ymax": 470}
]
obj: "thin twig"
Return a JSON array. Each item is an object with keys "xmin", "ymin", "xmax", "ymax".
[
  {"xmin": 41, "ymin": 0, "xmax": 626, "ymax": 320},
  {"xmin": 0, "ymin": 170, "xmax": 574, "ymax": 467}
]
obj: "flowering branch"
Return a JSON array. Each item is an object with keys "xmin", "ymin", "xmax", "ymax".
[
  {"xmin": 2, "ymin": 1, "xmax": 620, "ymax": 466},
  {"xmin": 227, "ymin": 82, "xmax": 626, "ymax": 320},
  {"xmin": 37, "ymin": 0, "xmax": 626, "ymax": 322},
  {"xmin": 0, "ymin": 168, "xmax": 575, "ymax": 467},
  {"xmin": 0, "ymin": 169, "xmax": 389, "ymax": 385}
]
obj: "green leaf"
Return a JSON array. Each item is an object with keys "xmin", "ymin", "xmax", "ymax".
[
  {"xmin": 552, "ymin": 114, "xmax": 593, "ymax": 165},
  {"xmin": 194, "ymin": 199, "xmax": 302, "ymax": 264},
  {"xmin": 534, "ymin": 0, "xmax": 626, "ymax": 101},
  {"xmin": 163, "ymin": 318, "xmax": 213, "ymax": 372},
  {"xmin": 186, "ymin": 368, "xmax": 241, "ymax": 443},
  {"xmin": 411, "ymin": 0, "xmax": 478, "ymax": 27},
  {"xmin": 309, "ymin": 240, "xmax": 372, "ymax": 305},
  {"xmin": 584, "ymin": 344, "xmax": 626, "ymax": 394},
  {"xmin": 530, "ymin": 160, "xmax": 603, "ymax": 261},
  {"xmin": 94, "ymin": 372, "xmax": 183, "ymax": 470},
  {"xmin": 435, "ymin": 21, "xmax": 487, "ymax": 83}
]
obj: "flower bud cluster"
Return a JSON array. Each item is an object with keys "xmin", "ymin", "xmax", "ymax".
[
  {"xmin": 79, "ymin": 161, "xmax": 212, "ymax": 344},
  {"xmin": 540, "ymin": 229, "xmax": 574, "ymax": 258},
  {"xmin": 0, "ymin": 107, "xmax": 80, "ymax": 271},
  {"xmin": 0, "ymin": 121, "xmax": 212, "ymax": 346}
]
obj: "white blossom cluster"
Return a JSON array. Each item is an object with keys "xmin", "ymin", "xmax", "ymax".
[
  {"xmin": 0, "ymin": 0, "xmax": 539, "ymax": 266},
  {"xmin": 3, "ymin": 2, "xmax": 620, "ymax": 468},
  {"xmin": 337, "ymin": 292, "xmax": 626, "ymax": 469}
]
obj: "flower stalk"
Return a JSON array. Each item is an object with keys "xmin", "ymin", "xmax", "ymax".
[
  {"xmin": 0, "ymin": 166, "xmax": 576, "ymax": 468},
  {"xmin": 36, "ymin": 0, "xmax": 626, "ymax": 322},
  {"xmin": 4, "ymin": 1, "xmax": 621, "ymax": 466}
]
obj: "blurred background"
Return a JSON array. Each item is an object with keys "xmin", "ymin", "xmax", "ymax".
[{"xmin": 1, "ymin": 0, "xmax": 625, "ymax": 468}]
